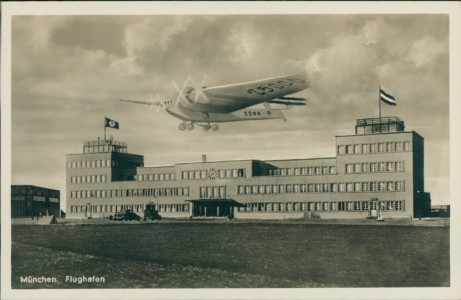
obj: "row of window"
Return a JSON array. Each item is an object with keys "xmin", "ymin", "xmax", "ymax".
[
  {"xmin": 70, "ymin": 203, "xmax": 190, "ymax": 214},
  {"xmin": 237, "ymin": 181, "xmax": 405, "ymax": 195},
  {"xmin": 135, "ymin": 173, "xmax": 176, "ymax": 182},
  {"xmin": 345, "ymin": 161, "xmax": 404, "ymax": 174},
  {"xmin": 199, "ymin": 186, "xmax": 227, "ymax": 199},
  {"xmin": 237, "ymin": 200, "xmax": 405, "ymax": 212},
  {"xmin": 70, "ymin": 187, "xmax": 190, "ymax": 199},
  {"xmin": 337, "ymin": 141, "xmax": 411, "ymax": 155},
  {"xmin": 181, "ymin": 168, "xmax": 245, "ymax": 180},
  {"xmin": 67, "ymin": 159, "xmax": 142, "ymax": 169},
  {"xmin": 70, "ymin": 175, "xmax": 107, "ymax": 184},
  {"xmin": 267, "ymin": 166, "xmax": 336, "ymax": 177}
]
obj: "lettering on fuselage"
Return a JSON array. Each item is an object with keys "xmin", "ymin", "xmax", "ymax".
[
  {"xmin": 243, "ymin": 110, "xmax": 272, "ymax": 117},
  {"xmin": 246, "ymin": 78, "xmax": 306, "ymax": 96}
]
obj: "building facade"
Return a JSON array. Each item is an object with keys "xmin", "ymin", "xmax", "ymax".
[
  {"xmin": 66, "ymin": 117, "xmax": 431, "ymax": 220},
  {"xmin": 11, "ymin": 185, "xmax": 61, "ymax": 218}
]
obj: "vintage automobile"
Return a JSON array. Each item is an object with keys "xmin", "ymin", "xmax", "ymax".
[{"xmin": 109, "ymin": 209, "xmax": 141, "ymax": 221}]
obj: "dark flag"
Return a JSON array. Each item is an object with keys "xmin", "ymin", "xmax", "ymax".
[
  {"xmin": 105, "ymin": 117, "xmax": 120, "ymax": 129},
  {"xmin": 379, "ymin": 88, "xmax": 396, "ymax": 106}
]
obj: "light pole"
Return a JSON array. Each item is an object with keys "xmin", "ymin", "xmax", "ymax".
[{"xmin": 416, "ymin": 190, "xmax": 421, "ymax": 220}]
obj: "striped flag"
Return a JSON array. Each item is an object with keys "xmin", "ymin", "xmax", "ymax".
[{"xmin": 379, "ymin": 88, "xmax": 396, "ymax": 106}]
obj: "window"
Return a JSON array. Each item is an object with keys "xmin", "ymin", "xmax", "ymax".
[
  {"xmin": 362, "ymin": 202, "xmax": 369, "ymax": 211},
  {"xmin": 354, "ymin": 144, "xmax": 361, "ymax": 154},
  {"xmin": 301, "ymin": 184, "xmax": 307, "ymax": 193},
  {"xmin": 182, "ymin": 171, "xmax": 188, "ymax": 180},
  {"xmin": 346, "ymin": 202, "xmax": 353, "ymax": 211},
  {"xmin": 362, "ymin": 144, "xmax": 369, "ymax": 153},
  {"xmin": 245, "ymin": 186, "xmax": 251, "ymax": 194},
  {"xmin": 293, "ymin": 184, "xmax": 300, "ymax": 193},
  {"xmin": 315, "ymin": 167, "xmax": 321, "ymax": 175},
  {"xmin": 354, "ymin": 202, "xmax": 361, "ymax": 211},
  {"xmin": 308, "ymin": 167, "xmax": 314, "ymax": 175},
  {"xmin": 379, "ymin": 182, "xmax": 387, "ymax": 191},
  {"xmin": 286, "ymin": 185, "xmax": 292, "ymax": 193},
  {"xmin": 346, "ymin": 145, "xmax": 353, "ymax": 154},
  {"xmin": 346, "ymin": 164, "xmax": 353, "ymax": 173},
  {"xmin": 370, "ymin": 163, "xmax": 377, "ymax": 172},
  {"xmin": 330, "ymin": 183, "xmax": 338, "ymax": 192},
  {"xmin": 396, "ymin": 201, "xmax": 403, "ymax": 210},
  {"xmin": 259, "ymin": 185, "xmax": 265, "ymax": 194},
  {"xmin": 272, "ymin": 185, "xmax": 279, "ymax": 193},
  {"xmin": 330, "ymin": 202, "xmax": 337, "ymax": 211},
  {"xmin": 370, "ymin": 182, "xmax": 378, "ymax": 191},
  {"xmin": 316, "ymin": 202, "xmax": 322, "ymax": 211},
  {"xmin": 403, "ymin": 141, "xmax": 411, "ymax": 151},
  {"xmin": 329, "ymin": 166, "xmax": 336, "ymax": 174},
  {"xmin": 315, "ymin": 184, "xmax": 322, "ymax": 193},
  {"xmin": 266, "ymin": 185, "xmax": 272, "ymax": 194},
  {"xmin": 362, "ymin": 163, "xmax": 369, "ymax": 173},
  {"xmin": 346, "ymin": 183, "xmax": 354, "ymax": 192},
  {"xmin": 339, "ymin": 183, "xmax": 346, "ymax": 192},
  {"xmin": 338, "ymin": 145, "xmax": 346, "ymax": 155},
  {"xmin": 354, "ymin": 164, "xmax": 361, "ymax": 173},
  {"xmin": 396, "ymin": 161, "xmax": 403, "ymax": 172},
  {"xmin": 387, "ymin": 162, "xmax": 394, "ymax": 172},
  {"xmin": 379, "ymin": 162, "xmax": 386, "ymax": 172},
  {"xmin": 354, "ymin": 182, "xmax": 361, "ymax": 192},
  {"xmin": 370, "ymin": 144, "xmax": 377, "ymax": 153}
]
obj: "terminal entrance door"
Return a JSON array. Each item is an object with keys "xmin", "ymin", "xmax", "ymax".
[{"xmin": 188, "ymin": 199, "xmax": 244, "ymax": 218}]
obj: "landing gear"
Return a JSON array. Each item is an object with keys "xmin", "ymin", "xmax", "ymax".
[
  {"xmin": 179, "ymin": 122, "xmax": 218, "ymax": 131},
  {"xmin": 186, "ymin": 122, "xmax": 194, "ymax": 130}
]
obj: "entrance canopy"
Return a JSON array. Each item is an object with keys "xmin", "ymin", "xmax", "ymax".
[
  {"xmin": 186, "ymin": 198, "xmax": 245, "ymax": 207},
  {"xmin": 186, "ymin": 199, "xmax": 244, "ymax": 217}
]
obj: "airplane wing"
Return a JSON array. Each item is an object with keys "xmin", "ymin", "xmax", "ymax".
[
  {"xmin": 119, "ymin": 99, "xmax": 154, "ymax": 106},
  {"xmin": 190, "ymin": 74, "xmax": 308, "ymax": 113}
]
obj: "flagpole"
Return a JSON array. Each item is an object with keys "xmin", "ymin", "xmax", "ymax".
[{"xmin": 104, "ymin": 116, "xmax": 106, "ymax": 143}]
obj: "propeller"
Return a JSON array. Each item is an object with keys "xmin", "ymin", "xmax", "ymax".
[{"xmin": 172, "ymin": 75, "xmax": 210, "ymax": 108}]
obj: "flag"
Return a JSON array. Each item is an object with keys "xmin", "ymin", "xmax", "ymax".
[
  {"xmin": 379, "ymin": 88, "xmax": 396, "ymax": 106},
  {"xmin": 105, "ymin": 117, "xmax": 120, "ymax": 129}
]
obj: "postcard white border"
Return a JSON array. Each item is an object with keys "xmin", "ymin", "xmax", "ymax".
[{"xmin": 2, "ymin": 2, "xmax": 461, "ymax": 300}]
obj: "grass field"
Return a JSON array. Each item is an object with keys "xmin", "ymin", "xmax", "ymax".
[{"xmin": 11, "ymin": 221, "xmax": 450, "ymax": 288}]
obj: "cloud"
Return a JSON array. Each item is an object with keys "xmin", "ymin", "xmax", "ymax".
[{"xmin": 405, "ymin": 35, "xmax": 448, "ymax": 68}]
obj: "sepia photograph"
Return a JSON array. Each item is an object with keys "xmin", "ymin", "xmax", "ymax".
[{"xmin": 1, "ymin": 2, "xmax": 460, "ymax": 300}]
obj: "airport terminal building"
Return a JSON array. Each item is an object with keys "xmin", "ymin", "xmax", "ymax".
[{"xmin": 65, "ymin": 117, "xmax": 431, "ymax": 220}]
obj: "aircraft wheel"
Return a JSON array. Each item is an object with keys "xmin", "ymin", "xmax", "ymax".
[
  {"xmin": 186, "ymin": 123, "xmax": 194, "ymax": 131},
  {"xmin": 178, "ymin": 123, "xmax": 186, "ymax": 131},
  {"xmin": 211, "ymin": 123, "xmax": 219, "ymax": 131}
]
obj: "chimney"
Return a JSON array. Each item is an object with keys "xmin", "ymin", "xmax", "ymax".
[{"xmin": 202, "ymin": 155, "xmax": 207, "ymax": 163}]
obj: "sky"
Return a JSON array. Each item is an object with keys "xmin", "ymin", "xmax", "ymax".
[{"xmin": 10, "ymin": 14, "xmax": 450, "ymax": 207}]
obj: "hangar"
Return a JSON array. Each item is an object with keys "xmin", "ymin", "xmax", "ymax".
[{"xmin": 65, "ymin": 117, "xmax": 431, "ymax": 220}]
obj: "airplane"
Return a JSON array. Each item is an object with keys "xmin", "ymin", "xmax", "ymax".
[{"xmin": 120, "ymin": 73, "xmax": 308, "ymax": 131}]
